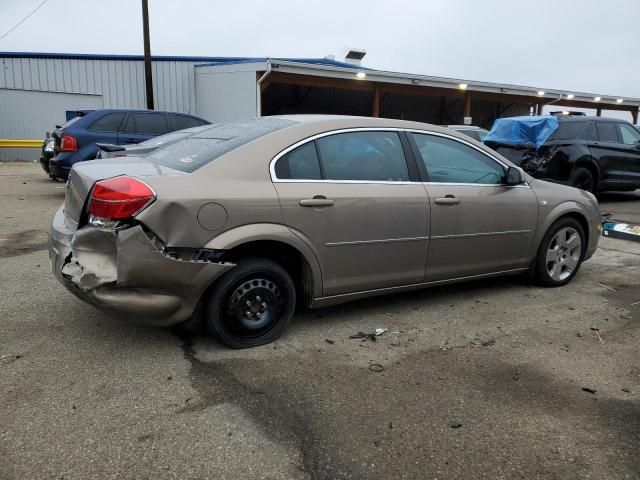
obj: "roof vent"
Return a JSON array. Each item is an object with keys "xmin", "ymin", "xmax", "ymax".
[{"xmin": 343, "ymin": 47, "xmax": 366, "ymax": 65}]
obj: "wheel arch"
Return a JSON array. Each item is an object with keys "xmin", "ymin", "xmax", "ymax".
[
  {"xmin": 203, "ymin": 223, "xmax": 324, "ymax": 305},
  {"xmin": 571, "ymin": 157, "xmax": 601, "ymax": 185},
  {"xmin": 535, "ymin": 202, "xmax": 591, "ymax": 255}
]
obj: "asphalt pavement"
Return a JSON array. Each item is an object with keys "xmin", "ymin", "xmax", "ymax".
[{"xmin": 1, "ymin": 162, "xmax": 639, "ymax": 480}]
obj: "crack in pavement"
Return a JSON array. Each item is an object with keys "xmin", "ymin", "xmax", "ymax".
[{"xmin": 174, "ymin": 330, "xmax": 323, "ymax": 480}]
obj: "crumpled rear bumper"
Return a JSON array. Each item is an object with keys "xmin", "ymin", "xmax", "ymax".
[{"xmin": 49, "ymin": 205, "xmax": 234, "ymax": 327}]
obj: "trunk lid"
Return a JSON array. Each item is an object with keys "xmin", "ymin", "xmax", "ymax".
[{"xmin": 63, "ymin": 157, "xmax": 185, "ymax": 230}]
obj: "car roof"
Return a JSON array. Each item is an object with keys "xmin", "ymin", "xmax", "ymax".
[
  {"xmin": 91, "ymin": 108, "xmax": 200, "ymax": 116},
  {"xmin": 194, "ymin": 115, "xmax": 478, "ymax": 140},
  {"xmin": 557, "ymin": 115, "xmax": 630, "ymax": 123},
  {"xmin": 444, "ymin": 125, "xmax": 486, "ymax": 130}
]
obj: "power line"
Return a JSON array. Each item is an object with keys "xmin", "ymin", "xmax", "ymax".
[{"xmin": 0, "ymin": 0, "xmax": 50, "ymax": 42}]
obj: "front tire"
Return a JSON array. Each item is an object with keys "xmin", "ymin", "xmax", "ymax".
[
  {"xmin": 569, "ymin": 167, "xmax": 596, "ymax": 194},
  {"xmin": 205, "ymin": 258, "xmax": 296, "ymax": 348},
  {"xmin": 534, "ymin": 218, "xmax": 585, "ymax": 287}
]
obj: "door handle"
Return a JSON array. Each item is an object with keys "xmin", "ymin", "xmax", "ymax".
[
  {"xmin": 299, "ymin": 195, "xmax": 334, "ymax": 207},
  {"xmin": 435, "ymin": 195, "xmax": 460, "ymax": 205}
]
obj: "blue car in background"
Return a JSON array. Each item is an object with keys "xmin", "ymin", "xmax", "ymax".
[{"xmin": 48, "ymin": 109, "xmax": 210, "ymax": 180}]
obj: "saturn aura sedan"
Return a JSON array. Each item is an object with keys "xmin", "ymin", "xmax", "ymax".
[{"xmin": 50, "ymin": 115, "xmax": 601, "ymax": 348}]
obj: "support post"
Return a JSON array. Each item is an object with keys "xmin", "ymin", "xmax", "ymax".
[
  {"xmin": 596, "ymin": 107, "xmax": 602, "ymax": 117},
  {"xmin": 372, "ymin": 84, "xmax": 380, "ymax": 118},
  {"xmin": 141, "ymin": 0, "xmax": 154, "ymax": 110},
  {"xmin": 464, "ymin": 93, "xmax": 471, "ymax": 119},
  {"xmin": 631, "ymin": 108, "xmax": 638, "ymax": 125}
]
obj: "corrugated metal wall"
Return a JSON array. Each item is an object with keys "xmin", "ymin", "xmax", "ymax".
[
  {"xmin": 0, "ymin": 57, "xmax": 196, "ymax": 111},
  {"xmin": 0, "ymin": 89, "xmax": 103, "ymax": 161},
  {"xmin": 0, "ymin": 56, "xmax": 197, "ymax": 160}
]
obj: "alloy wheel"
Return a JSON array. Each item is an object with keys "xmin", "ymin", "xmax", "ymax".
[{"xmin": 545, "ymin": 227, "xmax": 582, "ymax": 282}]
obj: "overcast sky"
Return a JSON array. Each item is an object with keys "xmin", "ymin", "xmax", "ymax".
[{"xmin": 1, "ymin": 0, "xmax": 639, "ymax": 108}]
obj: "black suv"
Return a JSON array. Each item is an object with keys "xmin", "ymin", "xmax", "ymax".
[{"xmin": 486, "ymin": 116, "xmax": 640, "ymax": 193}]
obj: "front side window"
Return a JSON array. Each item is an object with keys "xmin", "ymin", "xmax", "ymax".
[
  {"xmin": 171, "ymin": 115, "xmax": 208, "ymax": 131},
  {"xmin": 129, "ymin": 113, "xmax": 169, "ymax": 135},
  {"xmin": 411, "ymin": 133, "xmax": 504, "ymax": 184},
  {"xmin": 88, "ymin": 113, "xmax": 126, "ymax": 132},
  {"xmin": 617, "ymin": 124, "xmax": 640, "ymax": 145},
  {"xmin": 596, "ymin": 123, "xmax": 619, "ymax": 143},
  {"xmin": 316, "ymin": 131, "xmax": 409, "ymax": 181},
  {"xmin": 274, "ymin": 142, "xmax": 322, "ymax": 180}
]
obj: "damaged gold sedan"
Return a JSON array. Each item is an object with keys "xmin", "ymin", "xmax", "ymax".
[{"xmin": 50, "ymin": 116, "xmax": 601, "ymax": 348}]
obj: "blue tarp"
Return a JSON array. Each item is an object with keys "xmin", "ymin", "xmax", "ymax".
[{"xmin": 484, "ymin": 116, "xmax": 559, "ymax": 149}]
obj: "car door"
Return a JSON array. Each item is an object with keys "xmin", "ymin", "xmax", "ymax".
[
  {"xmin": 615, "ymin": 123, "xmax": 640, "ymax": 189},
  {"xmin": 408, "ymin": 131, "xmax": 538, "ymax": 282},
  {"xmin": 272, "ymin": 129, "xmax": 430, "ymax": 296},
  {"xmin": 589, "ymin": 121, "xmax": 627, "ymax": 186},
  {"xmin": 118, "ymin": 112, "xmax": 170, "ymax": 145},
  {"xmin": 84, "ymin": 112, "xmax": 126, "ymax": 156}
]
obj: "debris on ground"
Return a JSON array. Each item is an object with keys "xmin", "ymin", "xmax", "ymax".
[
  {"xmin": 368, "ymin": 363, "xmax": 384, "ymax": 373},
  {"xmin": 598, "ymin": 283, "xmax": 617, "ymax": 293},
  {"xmin": 590, "ymin": 327, "xmax": 605, "ymax": 344},
  {"xmin": 350, "ymin": 328, "xmax": 388, "ymax": 342},
  {"xmin": 621, "ymin": 388, "xmax": 631, "ymax": 393},
  {"xmin": 449, "ymin": 419, "xmax": 463, "ymax": 429},
  {"xmin": 630, "ymin": 300, "xmax": 640, "ymax": 306},
  {"xmin": 0, "ymin": 354, "xmax": 23, "ymax": 365},
  {"xmin": 481, "ymin": 338, "xmax": 496, "ymax": 347},
  {"xmin": 582, "ymin": 387, "xmax": 597, "ymax": 395},
  {"xmin": 512, "ymin": 367, "xmax": 521, "ymax": 381},
  {"xmin": 325, "ymin": 339, "xmax": 335, "ymax": 345},
  {"xmin": 602, "ymin": 220, "xmax": 640, "ymax": 243}
]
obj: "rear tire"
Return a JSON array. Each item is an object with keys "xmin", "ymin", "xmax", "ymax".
[
  {"xmin": 205, "ymin": 258, "xmax": 296, "ymax": 349},
  {"xmin": 569, "ymin": 167, "xmax": 596, "ymax": 194},
  {"xmin": 534, "ymin": 217, "xmax": 585, "ymax": 287}
]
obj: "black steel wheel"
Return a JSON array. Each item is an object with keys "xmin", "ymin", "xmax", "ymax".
[
  {"xmin": 569, "ymin": 167, "xmax": 595, "ymax": 193},
  {"xmin": 205, "ymin": 258, "xmax": 296, "ymax": 348}
]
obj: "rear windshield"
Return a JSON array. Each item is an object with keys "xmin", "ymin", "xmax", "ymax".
[
  {"xmin": 548, "ymin": 121, "xmax": 584, "ymax": 141},
  {"xmin": 146, "ymin": 117, "xmax": 296, "ymax": 172},
  {"xmin": 60, "ymin": 116, "xmax": 83, "ymax": 129},
  {"xmin": 136, "ymin": 125, "xmax": 211, "ymax": 148}
]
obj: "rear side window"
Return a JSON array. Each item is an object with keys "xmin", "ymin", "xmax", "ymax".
[
  {"xmin": 550, "ymin": 122, "xmax": 584, "ymax": 140},
  {"xmin": 87, "ymin": 113, "xmax": 126, "ymax": 132},
  {"xmin": 171, "ymin": 115, "xmax": 208, "ymax": 131},
  {"xmin": 596, "ymin": 123, "xmax": 619, "ymax": 143},
  {"xmin": 316, "ymin": 131, "xmax": 409, "ymax": 181},
  {"xmin": 617, "ymin": 124, "xmax": 640, "ymax": 145},
  {"xmin": 412, "ymin": 133, "xmax": 504, "ymax": 184},
  {"xmin": 274, "ymin": 142, "xmax": 321, "ymax": 180},
  {"xmin": 125, "ymin": 113, "xmax": 169, "ymax": 135}
]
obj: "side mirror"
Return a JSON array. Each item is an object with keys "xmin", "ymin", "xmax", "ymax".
[{"xmin": 504, "ymin": 166, "xmax": 523, "ymax": 186}]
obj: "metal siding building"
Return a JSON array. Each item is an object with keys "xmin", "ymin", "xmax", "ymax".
[
  {"xmin": 0, "ymin": 53, "xmax": 200, "ymax": 160},
  {"xmin": 2, "ymin": 52, "xmax": 639, "ymax": 161}
]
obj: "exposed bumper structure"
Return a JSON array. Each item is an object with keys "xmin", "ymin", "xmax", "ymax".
[{"xmin": 49, "ymin": 205, "xmax": 234, "ymax": 327}]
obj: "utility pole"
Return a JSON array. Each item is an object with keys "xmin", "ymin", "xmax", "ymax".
[{"xmin": 141, "ymin": 0, "xmax": 154, "ymax": 109}]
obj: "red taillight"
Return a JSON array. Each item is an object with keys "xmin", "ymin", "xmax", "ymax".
[
  {"xmin": 60, "ymin": 134, "xmax": 78, "ymax": 152},
  {"xmin": 87, "ymin": 176, "xmax": 155, "ymax": 220}
]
